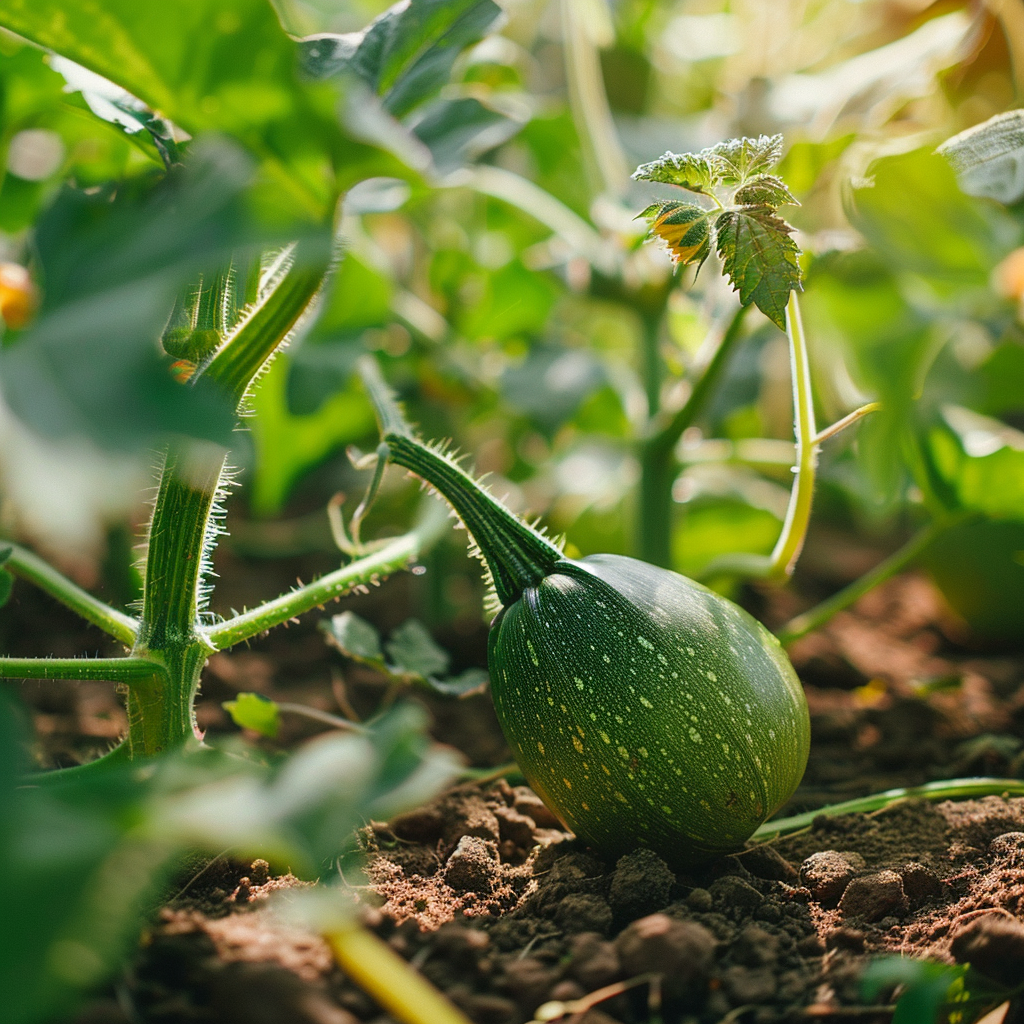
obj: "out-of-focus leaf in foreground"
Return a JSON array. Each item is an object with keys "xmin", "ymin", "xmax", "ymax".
[
  {"xmin": 0, "ymin": 0, "xmax": 347, "ymax": 220},
  {"xmin": 0, "ymin": 140, "xmax": 264, "ymax": 449},
  {"xmin": 300, "ymin": 0, "xmax": 502, "ymax": 118}
]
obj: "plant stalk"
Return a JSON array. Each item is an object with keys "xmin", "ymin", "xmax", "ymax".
[
  {"xmin": 753, "ymin": 777, "xmax": 1024, "ymax": 842},
  {"xmin": 637, "ymin": 303, "xmax": 748, "ymax": 568},
  {"xmin": 206, "ymin": 513, "xmax": 448, "ymax": 649},
  {"xmin": 775, "ymin": 519, "xmax": 951, "ymax": 646},
  {"xmin": 360, "ymin": 359, "xmax": 563, "ymax": 607},
  {"xmin": 5, "ymin": 544, "xmax": 137, "ymax": 645}
]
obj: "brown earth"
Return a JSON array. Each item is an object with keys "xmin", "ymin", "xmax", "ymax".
[{"xmin": 11, "ymin": 555, "xmax": 1024, "ymax": 1024}]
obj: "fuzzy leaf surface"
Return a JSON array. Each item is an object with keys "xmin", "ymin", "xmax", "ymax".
[
  {"xmin": 710, "ymin": 134, "xmax": 784, "ymax": 184},
  {"xmin": 733, "ymin": 174, "xmax": 799, "ymax": 208},
  {"xmin": 716, "ymin": 205, "xmax": 801, "ymax": 329},
  {"xmin": 631, "ymin": 151, "xmax": 720, "ymax": 193}
]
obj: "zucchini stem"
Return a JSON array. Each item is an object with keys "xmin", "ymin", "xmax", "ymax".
[{"xmin": 360, "ymin": 359, "xmax": 563, "ymax": 607}]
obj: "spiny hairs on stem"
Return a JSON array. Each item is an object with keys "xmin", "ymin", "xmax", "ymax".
[
  {"xmin": 196, "ymin": 459, "xmax": 240, "ymax": 620},
  {"xmin": 390, "ymin": 435, "xmax": 565, "ymax": 617}
]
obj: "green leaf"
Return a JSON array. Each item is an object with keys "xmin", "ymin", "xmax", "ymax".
[
  {"xmin": 638, "ymin": 201, "xmax": 713, "ymax": 271},
  {"xmin": 427, "ymin": 667, "xmax": 489, "ymax": 697},
  {"xmin": 631, "ymin": 151, "xmax": 720, "ymax": 193},
  {"xmin": 223, "ymin": 692, "xmax": 281, "ymax": 738},
  {"xmin": 849, "ymin": 148, "xmax": 1012, "ymax": 285},
  {"xmin": 300, "ymin": 0, "xmax": 502, "ymax": 118},
  {"xmin": 0, "ymin": 571, "xmax": 12, "ymax": 609},
  {"xmin": 930, "ymin": 409, "xmax": 1024, "ymax": 520},
  {"xmin": 938, "ymin": 108, "xmax": 1024, "ymax": 205},
  {"xmin": 733, "ymin": 174, "xmax": 799, "ymax": 207},
  {"xmin": 708, "ymin": 134, "xmax": 784, "ymax": 184},
  {"xmin": 0, "ymin": 0, "xmax": 346, "ymax": 221},
  {"xmin": 1, "ymin": 140, "xmax": 268, "ymax": 450},
  {"xmin": 862, "ymin": 957, "xmax": 965, "ymax": 1024},
  {"xmin": 715, "ymin": 205, "xmax": 801, "ymax": 329},
  {"xmin": 321, "ymin": 611, "xmax": 386, "ymax": 667},
  {"xmin": 412, "ymin": 96, "xmax": 523, "ymax": 172},
  {"xmin": 385, "ymin": 619, "xmax": 450, "ymax": 678}
]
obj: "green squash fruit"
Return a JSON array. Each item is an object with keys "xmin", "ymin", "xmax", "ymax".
[{"xmin": 380, "ymin": 430, "xmax": 810, "ymax": 867}]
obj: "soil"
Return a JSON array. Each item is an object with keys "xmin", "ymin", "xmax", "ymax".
[{"xmin": 11, "ymin": 539, "xmax": 1024, "ymax": 1024}]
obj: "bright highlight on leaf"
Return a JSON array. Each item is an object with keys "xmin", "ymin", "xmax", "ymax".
[
  {"xmin": 637, "ymin": 201, "xmax": 712, "ymax": 270},
  {"xmin": 712, "ymin": 135, "xmax": 784, "ymax": 183},
  {"xmin": 733, "ymin": 174, "xmax": 799, "ymax": 208},
  {"xmin": 632, "ymin": 151, "xmax": 720, "ymax": 193},
  {"xmin": 223, "ymin": 692, "xmax": 281, "ymax": 738}
]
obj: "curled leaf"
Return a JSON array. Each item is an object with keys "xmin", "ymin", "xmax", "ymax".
[
  {"xmin": 715, "ymin": 205, "xmax": 801, "ymax": 329},
  {"xmin": 639, "ymin": 201, "xmax": 712, "ymax": 270}
]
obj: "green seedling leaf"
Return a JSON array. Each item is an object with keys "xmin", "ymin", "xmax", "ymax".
[
  {"xmin": 637, "ymin": 201, "xmax": 713, "ymax": 271},
  {"xmin": 223, "ymin": 692, "xmax": 281, "ymax": 738},
  {"xmin": 385, "ymin": 618, "xmax": 450, "ymax": 678},
  {"xmin": 709, "ymin": 134, "xmax": 784, "ymax": 184},
  {"xmin": 300, "ymin": 0, "xmax": 503, "ymax": 118},
  {"xmin": 0, "ymin": 571, "xmax": 12, "ymax": 609},
  {"xmin": 733, "ymin": 173, "xmax": 799, "ymax": 207},
  {"xmin": 322, "ymin": 610, "xmax": 386, "ymax": 667},
  {"xmin": 631, "ymin": 151, "xmax": 720, "ymax": 193},
  {"xmin": 715, "ymin": 205, "xmax": 801, "ymax": 329},
  {"xmin": 938, "ymin": 108, "xmax": 1024, "ymax": 205},
  {"xmin": 321, "ymin": 613, "xmax": 485, "ymax": 696}
]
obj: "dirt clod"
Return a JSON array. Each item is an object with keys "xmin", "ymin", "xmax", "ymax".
[
  {"xmin": 951, "ymin": 914, "xmax": 1024, "ymax": 986},
  {"xmin": 838, "ymin": 870, "xmax": 909, "ymax": 922},
  {"xmin": 615, "ymin": 914, "xmax": 715, "ymax": 997},
  {"xmin": 607, "ymin": 849, "xmax": 674, "ymax": 921},
  {"xmin": 444, "ymin": 836, "xmax": 499, "ymax": 892},
  {"xmin": 799, "ymin": 850, "xmax": 858, "ymax": 908}
]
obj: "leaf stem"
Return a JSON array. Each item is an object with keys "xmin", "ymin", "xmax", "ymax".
[
  {"xmin": 0, "ymin": 656, "xmax": 165, "ymax": 683},
  {"xmin": 5, "ymin": 544, "xmax": 137, "ymax": 646},
  {"xmin": 775, "ymin": 519, "xmax": 951, "ymax": 646},
  {"xmin": 326, "ymin": 924, "xmax": 474, "ymax": 1024},
  {"xmin": 206, "ymin": 512, "xmax": 448, "ymax": 650},
  {"xmin": 636, "ymin": 303, "xmax": 747, "ymax": 568},
  {"xmin": 813, "ymin": 402, "xmax": 881, "ymax": 446},
  {"xmin": 753, "ymin": 777, "xmax": 1024, "ymax": 842},
  {"xmin": 698, "ymin": 292, "xmax": 816, "ymax": 582},
  {"xmin": 766, "ymin": 290, "xmax": 816, "ymax": 581}
]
